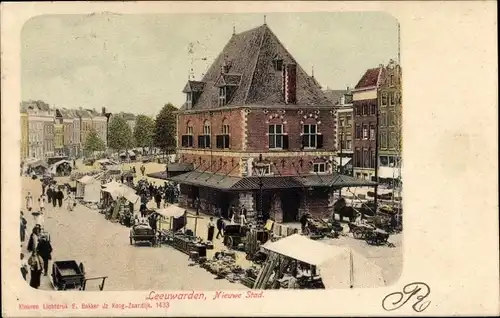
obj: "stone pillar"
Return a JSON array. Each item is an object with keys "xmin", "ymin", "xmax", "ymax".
[
  {"xmin": 238, "ymin": 192, "xmax": 255, "ymax": 221},
  {"xmin": 271, "ymin": 195, "xmax": 283, "ymax": 223},
  {"xmin": 327, "ymin": 188, "xmax": 336, "ymax": 219}
]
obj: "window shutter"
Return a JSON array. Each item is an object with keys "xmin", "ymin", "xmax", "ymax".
[
  {"xmin": 317, "ymin": 134, "xmax": 324, "ymax": 149},
  {"xmin": 216, "ymin": 135, "xmax": 223, "ymax": 149},
  {"xmin": 224, "ymin": 135, "xmax": 230, "ymax": 149},
  {"xmin": 205, "ymin": 135, "xmax": 211, "ymax": 148},
  {"xmin": 301, "ymin": 135, "xmax": 308, "ymax": 148},
  {"xmin": 282, "ymin": 135, "xmax": 289, "ymax": 149},
  {"xmin": 198, "ymin": 135, "xmax": 204, "ymax": 148}
]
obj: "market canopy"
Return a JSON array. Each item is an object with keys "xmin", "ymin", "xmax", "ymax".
[
  {"xmin": 262, "ymin": 234, "xmax": 340, "ymax": 266},
  {"xmin": 78, "ymin": 175, "xmax": 97, "ymax": 184},
  {"xmin": 155, "ymin": 205, "xmax": 186, "ymax": 218},
  {"xmin": 26, "ymin": 159, "xmax": 48, "ymax": 168},
  {"xmin": 96, "ymin": 158, "xmax": 118, "ymax": 165},
  {"xmin": 51, "ymin": 159, "xmax": 73, "ymax": 168},
  {"xmin": 261, "ymin": 234, "xmax": 385, "ymax": 289},
  {"xmin": 102, "ymin": 181, "xmax": 139, "ymax": 203}
]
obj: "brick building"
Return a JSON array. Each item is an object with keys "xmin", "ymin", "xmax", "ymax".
[
  {"xmin": 156, "ymin": 23, "xmax": 374, "ymax": 223},
  {"xmin": 378, "ymin": 60, "xmax": 402, "ymax": 184},
  {"xmin": 352, "ymin": 66, "xmax": 384, "ymax": 181}
]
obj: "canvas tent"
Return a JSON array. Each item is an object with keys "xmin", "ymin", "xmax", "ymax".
[
  {"xmin": 49, "ymin": 159, "xmax": 73, "ymax": 175},
  {"xmin": 261, "ymin": 234, "xmax": 386, "ymax": 289},
  {"xmin": 155, "ymin": 205, "xmax": 188, "ymax": 232},
  {"xmin": 102, "ymin": 181, "xmax": 139, "ymax": 204},
  {"xmin": 76, "ymin": 174, "xmax": 103, "ymax": 202}
]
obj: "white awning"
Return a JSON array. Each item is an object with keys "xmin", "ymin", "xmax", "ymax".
[
  {"xmin": 261, "ymin": 234, "xmax": 386, "ymax": 289},
  {"xmin": 155, "ymin": 205, "xmax": 186, "ymax": 218},
  {"xmin": 78, "ymin": 175, "xmax": 96, "ymax": 184},
  {"xmin": 102, "ymin": 181, "xmax": 139, "ymax": 203},
  {"xmin": 334, "ymin": 157, "xmax": 352, "ymax": 167},
  {"xmin": 262, "ymin": 234, "xmax": 344, "ymax": 265}
]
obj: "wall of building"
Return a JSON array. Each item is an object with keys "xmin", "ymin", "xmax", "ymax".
[
  {"xmin": 54, "ymin": 124, "xmax": 64, "ymax": 154},
  {"xmin": 352, "ymin": 97, "xmax": 377, "ymax": 177},
  {"xmin": 336, "ymin": 108, "xmax": 354, "ymax": 153},
  {"xmin": 245, "ymin": 107, "xmax": 336, "ymax": 152},
  {"xmin": 21, "ymin": 113, "xmax": 29, "ymax": 160},
  {"xmin": 177, "ymin": 108, "xmax": 246, "ymax": 151}
]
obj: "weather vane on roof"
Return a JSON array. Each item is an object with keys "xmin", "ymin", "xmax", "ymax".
[{"xmin": 264, "ymin": 15, "xmax": 267, "ymax": 25}]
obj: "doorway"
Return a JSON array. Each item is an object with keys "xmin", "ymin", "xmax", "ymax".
[
  {"xmin": 280, "ymin": 190, "xmax": 301, "ymax": 222},
  {"xmin": 217, "ymin": 191, "xmax": 233, "ymax": 218}
]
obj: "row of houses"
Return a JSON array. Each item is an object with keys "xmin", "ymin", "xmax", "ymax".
[
  {"xmin": 325, "ymin": 58, "xmax": 402, "ymax": 183},
  {"xmin": 20, "ymin": 101, "xmax": 138, "ymax": 160},
  {"xmin": 161, "ymin": 23, "xmax": 402, "ymax": 223}
]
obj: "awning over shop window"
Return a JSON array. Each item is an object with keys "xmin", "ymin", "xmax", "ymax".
[{"xmin": 158, "ymin": 170, "xmax": 376, "ymax": 190}]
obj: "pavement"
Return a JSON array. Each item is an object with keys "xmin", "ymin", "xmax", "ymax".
[
  {"xmin": 20, "ymin": 174, "xmax": 247, "ymax": 291},
  {"xmin": 20, "ymin": 160, "xmax": 402, "ymax": 290}
]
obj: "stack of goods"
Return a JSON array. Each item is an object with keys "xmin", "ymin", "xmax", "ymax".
[
  {"xmin": 240, "ymin": 265, "xmax": 261, "ymax": 288},
  {"xmin": 201, "ymin": 252, "xmax": 245, "ymax": 281}
]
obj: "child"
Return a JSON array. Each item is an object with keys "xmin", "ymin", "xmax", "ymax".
[{"xmin": 20, "ymin": 253, "xmax": 28, "ymax": 281}]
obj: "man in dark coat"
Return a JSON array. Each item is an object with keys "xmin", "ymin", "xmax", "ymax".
[
  {"xmin": 216, "ymin": 216, "xmax": 225, "ymax": 239},
  {"xmin": 56, "ymin": 188, "xmax": 64, "ymax": 208},
  {"xmin": 20, "ymin": 211, "xmax": 27, "ymax": 243},
  {"xmin": 47, "ymin": 186, "xmax": 53, "ymax": 205},
  {"xmin": 36, "ymin": 235, "xmax": 53, "ymax": 276},
  {"xmin": 154, "ymin": 192, "xmax": 162, "ymax": 209}
]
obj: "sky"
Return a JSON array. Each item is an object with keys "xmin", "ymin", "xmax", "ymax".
[{"xmin": 22, "ymin": 12, "xmax": 398, "ymax": 116}]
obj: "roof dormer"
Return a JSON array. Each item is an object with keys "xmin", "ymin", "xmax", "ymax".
[{"xmin": 182, "ymin": 80, "xmax": 205, "ymax": 109}]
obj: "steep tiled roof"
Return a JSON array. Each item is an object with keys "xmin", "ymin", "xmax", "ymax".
[
  {"xmin": 323, "ymin": 89, "xmax": 346, "ymax": 105},
  {"xmin": 76, "ymin": 109, "xmax": 91, "ymax": 118},
  {"xmin": 182, "ymin": 81, "xmax": 206, "ymax": 93},
  {"xmin": 181, "ymin": 24, "xmax": 333, "ymax": 110},
  {"xmin": 354, "ymin": 67, "xmax": 383, "ymax": 89}
]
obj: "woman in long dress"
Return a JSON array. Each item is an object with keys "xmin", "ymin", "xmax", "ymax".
[{"xmin": 28, "ymin": 252, "xmax": 43, "ymax": 289}]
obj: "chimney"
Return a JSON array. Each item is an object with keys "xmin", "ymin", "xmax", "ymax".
[
  {"xmin": 102, "ymin": 107, "xmax": 106, "ymax": 115},
  {"xmin": 283, "ymin": 63, "xmax": 297, "ymax": 104}
]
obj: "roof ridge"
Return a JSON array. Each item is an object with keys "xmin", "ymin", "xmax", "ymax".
[{"xmin": 243, "ymin": 25, "xmax": 267, "ymax": 104}]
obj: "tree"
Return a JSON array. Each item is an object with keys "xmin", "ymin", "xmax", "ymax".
[
  {"xmin": 84, "ymin": 129, "xmax": 106, "ymax": 155},
  {"xmin": 108, "ymin": 115, "xmax": 134, "ymax": 151},
  {"xmin": 154, "ymin": 103, "xmax": 177, "ymax": 155},
  {"xmin": 134, "ymin": 115, "xmax": 155, "ymax": 153}
]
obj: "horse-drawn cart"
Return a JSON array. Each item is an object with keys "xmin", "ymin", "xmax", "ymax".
[{"xmin": 51, "ymin": 260, "xmax": 107, "ymax": 291}]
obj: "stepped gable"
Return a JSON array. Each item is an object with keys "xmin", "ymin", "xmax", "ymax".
[{"xmin": 183, "ymin": 24, "xmax": 333, "ymax": 110}]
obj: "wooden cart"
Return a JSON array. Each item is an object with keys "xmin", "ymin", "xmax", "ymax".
[
  {"xmin": 364, "ymin": 228, "xmax": 390, "ymax": 245},
  {"xmin": 51, "ymin": 260, "xmax": 108, "ymax": 291},
  {"xmin": 129, "ymin": 224, "xmax": 156, "ymax": 245},
  {"xmin": 348, "ymin": 223, "xmax": 375, "ymax": 240}
]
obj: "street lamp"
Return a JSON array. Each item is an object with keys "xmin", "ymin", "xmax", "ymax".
[{"xmin": 252, "ymin": 154, "xmax": 267, "ymax": 226}]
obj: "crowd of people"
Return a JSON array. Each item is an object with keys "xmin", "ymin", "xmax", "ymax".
[{"xmin": 20, "ymin": 177, "xmax": 76, "ymax": 289}]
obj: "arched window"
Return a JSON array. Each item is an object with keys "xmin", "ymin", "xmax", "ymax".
[
  {"xmin": 182, "ymin": 121, "xmax": 194, "ymax": 147},
  {"xmin": 221, "ymin": 118, "xmax": 229, "ymax": 135},
  {"xmin": 186, "ymin": 120, "xmax": 193, "ymax": 135},
  {"xmin": 203, "ymin": 120, "xmax": 211, "ymax": 135},
  {"xmin": 217, "ymin": 118, "xmax": 230, "ymax": 149},
  {"xmin": 198, "ymin": 120, "xmax": 211, "ymax": 149}
]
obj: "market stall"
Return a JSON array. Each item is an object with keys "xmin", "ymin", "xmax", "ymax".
[
  {"xmin": 49, "ymin": 159, "xmax": 74, "ymax": 176},
  {"xmin": 101, "ymin": 181, "xmax": 140, "ymax": 223},
  {"xmin": 255, "ymin": 234, "xmax": 386, "ymax": 289},
  {"xmin": 76, "ymin": 174, "xmax": 103, "ymax": 202}
]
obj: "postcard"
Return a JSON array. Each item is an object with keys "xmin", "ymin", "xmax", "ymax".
[{"xmin": 1, "ymin": 1, "xmax": 498, "ymax": 317}]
